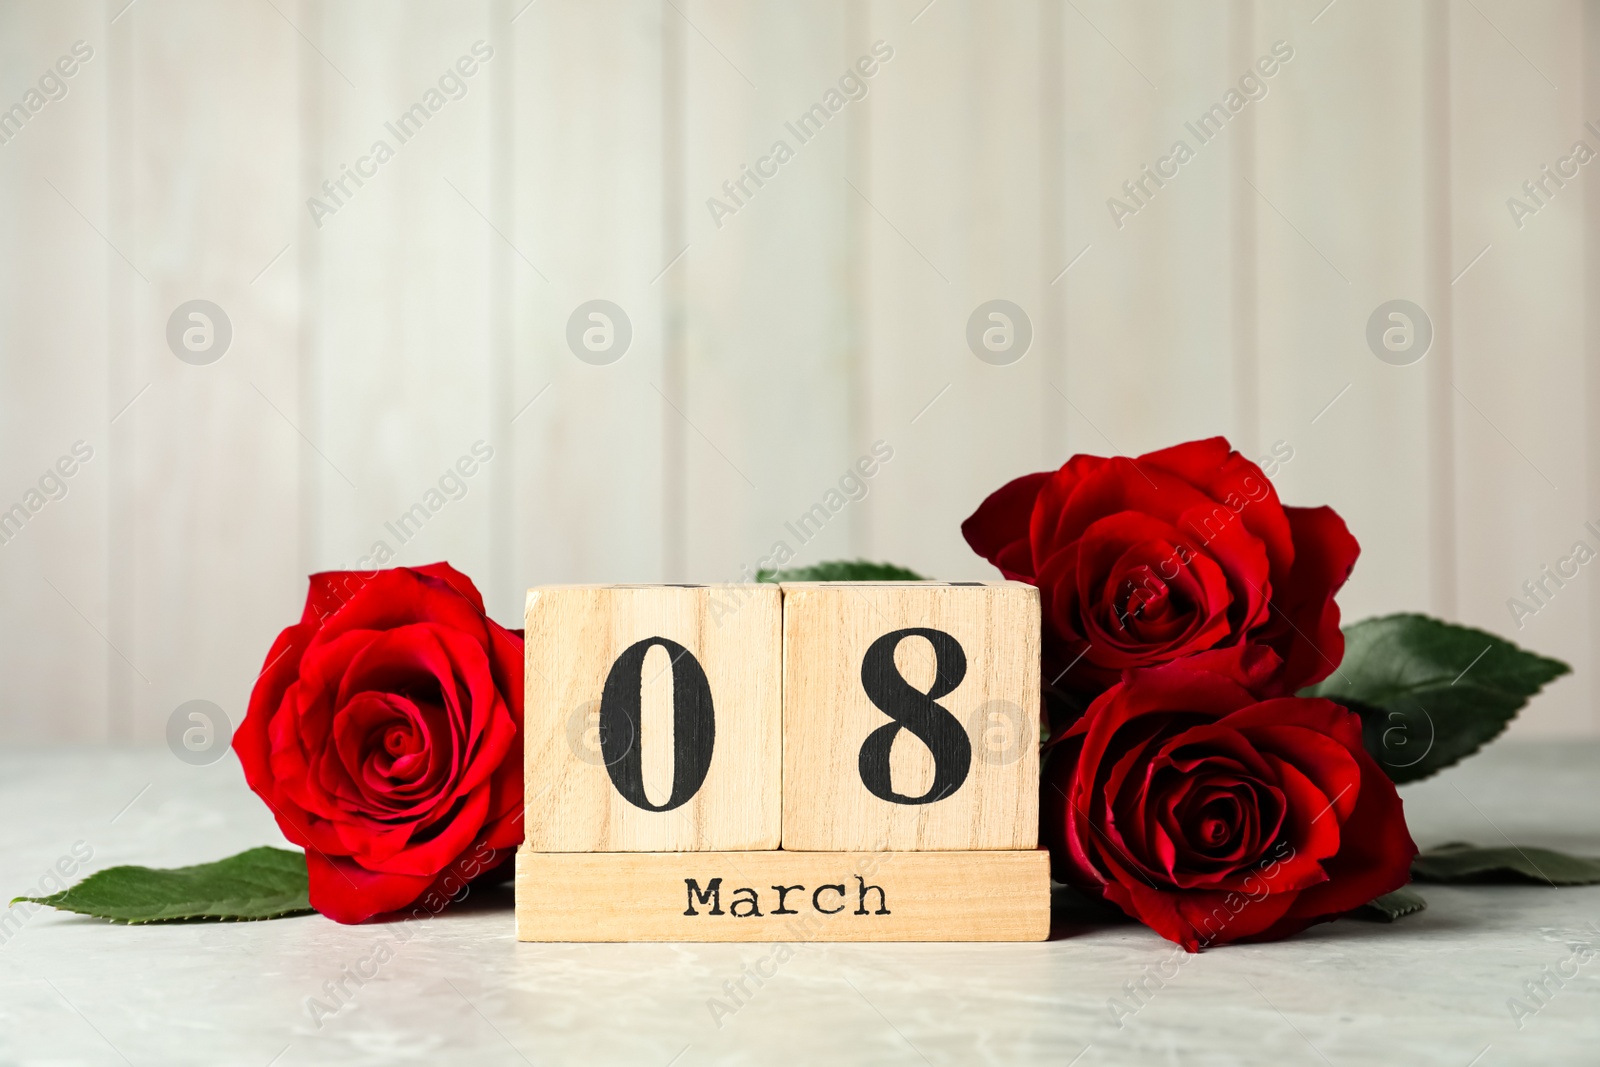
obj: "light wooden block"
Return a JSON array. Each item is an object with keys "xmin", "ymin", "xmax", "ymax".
[
  {"xmin": 780, "ymin": 581, "xmax": 1040, "ymax": 851},
  {"xmin": 524, "ymin": 584, "xmax": 781, "ymax": 851},
  {"xmin": 515, "ymin": 847, "xmax": 1050, "ymax": 941}
]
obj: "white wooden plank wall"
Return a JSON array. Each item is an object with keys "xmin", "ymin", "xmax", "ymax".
[{"xmin": 0, "ymin": 0, "xmax": 1593, "ymax": 742}]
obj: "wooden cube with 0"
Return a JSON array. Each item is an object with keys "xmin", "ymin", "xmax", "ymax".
[
  {"xmin": 522, "ymin": 584, "xmax": 781, "ymax": 852},
  {"xmin": 780, "ymin": 581, "xmax": 1041, "ymax": 852}
]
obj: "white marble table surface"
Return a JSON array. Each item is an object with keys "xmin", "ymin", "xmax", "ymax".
[{"xmin": 1, "ymin": 742, "xmax": 1597, "ymax": 1066}]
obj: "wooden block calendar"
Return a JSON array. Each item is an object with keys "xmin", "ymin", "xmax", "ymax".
[
  {"xmin": 516, "ymin": 581, "xmax": 1050, "ymax": 943},
  {"xmin": 780, "ymin": 581, "xmax": 1040, "ymax": 851},
  {"xmin": 522, "ymin": 584, "xmax": 781, "ymax": 852}
]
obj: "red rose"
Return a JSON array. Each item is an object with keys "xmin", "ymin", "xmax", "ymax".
[
  {"xmin": 1042, "ymin": 655, "xmax": 1415, "ymax": 950},
  {"xmin": 234, "ymin": 563, "xmax": 524, "ymax": 924},
  {"xmin": 962, "ymin": 437, "xmax": 1357, "ymax": 701}
]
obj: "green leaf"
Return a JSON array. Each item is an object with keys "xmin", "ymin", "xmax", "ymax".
[
  {"xmin": 12, "ymin": 846, "xmax": 313, "ymax": 923},
  {"xmin": 1350, "ymin": 886, "xmax": 1427, "ymax": 922},
  {"xmin": 757, "ymin": 559, "xmax": 926, "ymax": 583},
  {"xmin": 1305, "ymin": 613, "xmax": 1569, "ymax": 784},
  {"xmin": 1410, "ymin": 842, "xmax": 1600, "ymax": 886}
]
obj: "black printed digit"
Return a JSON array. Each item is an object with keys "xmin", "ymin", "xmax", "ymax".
[
  {"xmin": 857, "ymin": 627, "xmax": 972, "ymax": 805},
  {"xmin": 599, "ymin": 636, "xmax": 714, "ymax": 812}
]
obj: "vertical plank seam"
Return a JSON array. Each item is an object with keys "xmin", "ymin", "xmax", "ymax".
[
  {"xmin": 1230, "ymin": 0, "xmax": 1259, "ymax": 458},
  {"xmin": 1424, "ymin": 0, "xmax": 1457, "ymax": 617},
  {"xmin": 490, "ymin": 0, "xmax": 514, "ymax": 617},
  {"xmin": 1039, "ymin": 0, "xmax": 1065, "ymax": 466},
  {"xmin": 849, "ymin": 0, "xmax": 873, "ymax": 559},
  {"xmin": 1585, "ymin": 0, "xmax": 1600, "ymax": 732},
  {"xmin": 296, "ymin": 0, "xmax": 323, "ymax": 603},
  {"xmin": 661, "ymin": 2, "xmax": 687, "ymax": 581},
  {"xmin": 105, "ymin": 0, "xmax": 132, "ymax": 740}
]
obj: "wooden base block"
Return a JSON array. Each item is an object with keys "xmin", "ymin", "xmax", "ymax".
[{"xmin": 515, "ymin": 847, "xmax": 1050, "ymax": 942}]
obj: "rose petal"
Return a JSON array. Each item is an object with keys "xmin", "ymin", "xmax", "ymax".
[
  {"xmin": 961, "ymin": 471, "xmax": 1053, "ymax": 581},
  {"xmin": 1140, "ymin": 437, "xmax": 1295, "ymax": 590},
  {"xmin": 1251, "ymin": 506, "xmax": 1359, "ymax": 694},
  {"xmin": 1262, "ymin": 746, "xmax": 1417, "ymax": 934}
]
